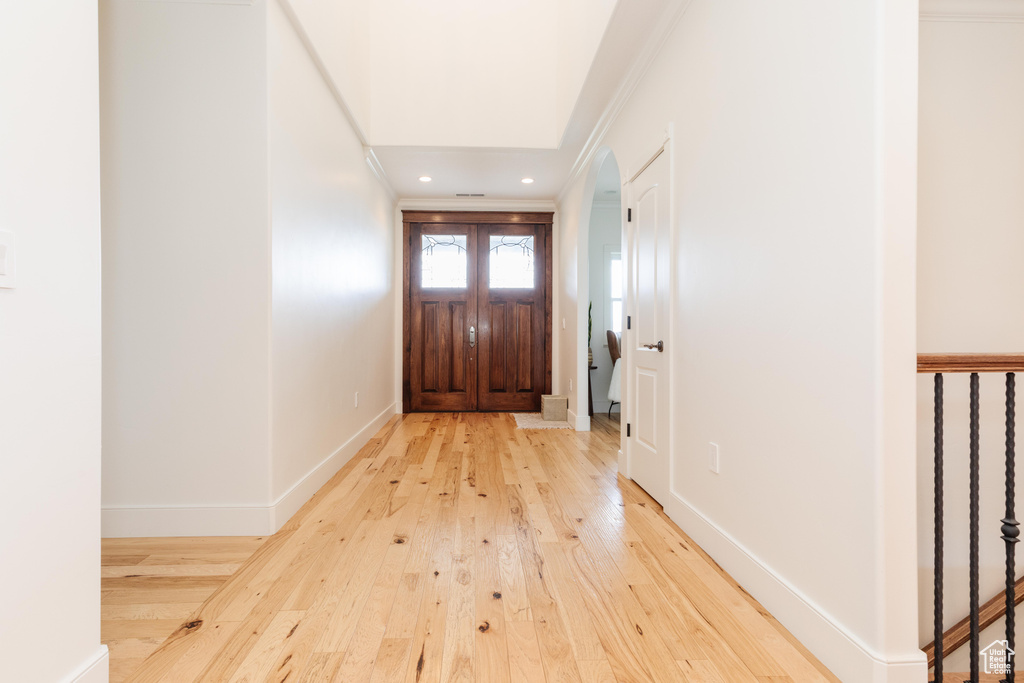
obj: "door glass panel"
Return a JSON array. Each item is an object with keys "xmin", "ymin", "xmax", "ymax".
[
  {"xmin": 489, "ymin": 235, "xmax": 534, "ymax": 288},
  {"xmin": 421, "ymin": 234, "xmax": 468, "ymax": 288}
]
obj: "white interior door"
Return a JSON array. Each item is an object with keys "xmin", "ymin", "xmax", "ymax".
[{"xmin": 627, "ymin": 150, "xmax": 670, "ymax": 505}]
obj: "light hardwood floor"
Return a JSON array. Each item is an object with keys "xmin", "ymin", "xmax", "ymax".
[
  {"xmin": 102, "ymin": 536, "xmax": 265, "ymax": 681},
  {"xmin": 106, "ymin": 412, "xmax": 840, "ymax": 682}
]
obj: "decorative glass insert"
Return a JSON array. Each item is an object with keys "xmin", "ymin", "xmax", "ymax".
[
  {"xmin": 421, "ymin": 235, "xmax": 468, "ymax": 288},
  {"xmin": 489, "ymin": 235, "xmax": 535, "ymax": 289}
]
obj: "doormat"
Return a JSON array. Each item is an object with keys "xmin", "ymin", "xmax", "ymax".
[{"xmin": 512, "ymin": 413, "xmax": 572, "ymax": 430}]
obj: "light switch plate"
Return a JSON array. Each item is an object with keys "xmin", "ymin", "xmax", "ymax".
[{"xmin": 0, "ymin": 231, "xmax": 15, "ymax": 289}]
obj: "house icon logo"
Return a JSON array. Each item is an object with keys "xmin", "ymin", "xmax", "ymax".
[{"xmin": 981, "ymin": 639, "xmax": 1015, "ymax": 675}]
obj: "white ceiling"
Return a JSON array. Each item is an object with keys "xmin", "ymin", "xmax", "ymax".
[
  {"xmin": 370, "ymin": 0, "xmax": 678, "ymax": 202},
  {"xmin": 373, "ymin": 147, "xmax": 568, "ymax": 201}
]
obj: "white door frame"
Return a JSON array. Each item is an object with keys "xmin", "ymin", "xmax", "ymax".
[{"xmin": 622, "ymin": 127, "xmax": 674, "ymax": 492}]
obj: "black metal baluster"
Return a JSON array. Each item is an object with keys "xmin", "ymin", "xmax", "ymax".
[
  {"xmin": 971, "ymin": 372, "xmax": 981, "ymax": 683},
  {"xmin": 935, "ymin": 373, "xmax": 945, "ymax": 683},
  {"xmin": 1004, "ymin": 372, "xmax": 1018, "ymax": 683}
]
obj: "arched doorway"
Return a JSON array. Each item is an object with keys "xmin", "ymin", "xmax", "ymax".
[{"xmin": 577, "ymin": 148, "xmax": 624, "ymax": 441}]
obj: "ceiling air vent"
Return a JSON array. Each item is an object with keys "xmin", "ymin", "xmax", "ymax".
[{"xmin": 455, "ymin": 193, "xmax": 485, "ymax": 197}]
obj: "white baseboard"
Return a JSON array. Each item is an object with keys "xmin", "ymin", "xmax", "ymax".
[
  {"xmin": 64, "ymin": 646, "xmax": 108, "ymax": 683},
  {"xmin": 568, "ymin": 408, "xmax": 590, "ymax": 432},
  {"xmin": 102, "ymin": 404, "xmax": 398, "ymax": 537},
  {"xmin": 662, "ymin": 491, "xmax": 927, "ymax": 683},
  {"xmin": 268, "ymin": 403, "xmax": 397, "ymax": 531},
  {"xmin": 101, "ymin": 504, "xmax": 273, "ymax": 538}
]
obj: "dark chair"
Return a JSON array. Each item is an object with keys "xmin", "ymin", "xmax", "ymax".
[{"xmin": 607, "ymin": 330, "xmax": 621, "ymax": 418}]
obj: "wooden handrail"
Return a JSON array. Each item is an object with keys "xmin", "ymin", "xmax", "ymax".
[
  {"xmin": 918, "ymin": 353, "xmax": 1024, "ymax": 374},
  {"xmin": 923, "ymin": 576, "xmax": 1024, "ymax": 667}
]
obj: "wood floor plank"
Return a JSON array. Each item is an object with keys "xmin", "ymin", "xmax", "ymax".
[
  {"xmin": 536, "ymin": 541, "xmax": 606, "ymax": 661},
  {"xmin": 106, "ymin": 412, "xmax": 839, "ymax": 683},
  {"xmin": 495, "ymin": 535, "xmax": 532, "ymax": 623},
  {"xmin": 506, "ymin": 620, "xmax": 545, "ymax": 683},
  {"xmin": 507, "ymin": 482, "xmax": 583, "ymax": 683},
  {"xmin": 227, "ymin": 609, "xmax": 304, "ymax": 683},
  {"xmin": 438, "ymin": 448, "xmax": 477, "ymax": 683},
  {"xmin": 472, "ymin": 434, "xmax": 512, "ymax": 683},
  {"xmin": 370, "ymin": 637, "xmax": 412, "ymax": 683},
  {"xmin": 626, "ymin": 503, "xmax": 800, "ymax": 680},
  {"xmin": 678, "ymin": 658, "xmax": 729, "ymax": 683},
  {"xmin": 577, "ymin": 658, "xmax": 617, "ymax": 683},
  {"xmin": 333, "ymin": 537, "xmax": 413, "ymax": 681},
  {"xmin": 555, "ymin": 539, "xmax": 681, "ymax": 683},
  {"xmin": 100, "ymin": 539, "xmax": 262, "ymax": 682}
]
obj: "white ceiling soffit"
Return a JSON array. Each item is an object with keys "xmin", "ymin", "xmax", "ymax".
[
  {"xmin": 373, "ymin": 147, "xmax": 564, "ymax": 201},
  {"xmin": 374, "ymin": 0, "xmax": 687, "ymax": 201},
  {"xmin": 921, "ymin": 0, "xmax": 1024, "ymax": 22}
]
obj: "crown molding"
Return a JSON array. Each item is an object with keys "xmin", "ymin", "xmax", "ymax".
[
  {"xmin": 396, "ymin": 198, "xmax": 557, "ymax": 213},
  {"xmin": 921, "ymin": 0, "xmax": 1024, "ymax": 22},
  {"xmin": 276, "ymin": 1, "xmax": 396, "ymax": 200},
  {"xmin": 276, "ymin": 0, "xmax": 370, "ymax": 143},
  {"xmin": 364, "ymin": 147, "xmax": 397, "ymax": 202},
  {"xmin": 557, "ymin": 0, "xmax": 694, "ymax": 204}
]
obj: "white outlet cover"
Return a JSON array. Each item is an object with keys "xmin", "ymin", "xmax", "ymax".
[
  {"xmin": 709, "ymin": 442, "xmax": 720, "ymax": 474},
  {"xmin": 0, "ymin": 231, "xmax": 15, "ymax": 289}
]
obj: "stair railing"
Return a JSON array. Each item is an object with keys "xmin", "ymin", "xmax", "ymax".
[{"xmin": 920, "ymin": 354, "xmax": 1024, "ymax": 682}]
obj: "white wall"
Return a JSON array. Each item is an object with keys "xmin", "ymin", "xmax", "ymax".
[
  {"xmin": 917, "ymin": 14, "xmax": 1024, "ymax": 670},
  {"xmin": 559, "ymin": 179, "xmax": 585, "ymax": 428},
  {"xmin": 101, "ymin": 0, "xmax": 398, "ymax": 537},
  {"xmin": 587, "ymin": 203, "xmax": 622, "ymax": 413},
  {"xmin": 558, "ymin": 1, "xmax": 922, "ymax": 679},
  {"xmin": 0, "ymin": 3, "xmax": 107, "ymax": 681},
  {"xmin": 100, "ymin": 0, "xmax": 273, "ymax": 536},
  {"xmin": 268, "ymin": 0, "xmax": 397, "ymax": 524}
]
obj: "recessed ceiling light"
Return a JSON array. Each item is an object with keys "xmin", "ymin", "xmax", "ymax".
[
  {"xmin": 419, "ymin": 176, "xmax": 432, "ymax": 182},
  {"xmin": 521, "ymin": 177, "xmax": 534, "ymax": 184}
]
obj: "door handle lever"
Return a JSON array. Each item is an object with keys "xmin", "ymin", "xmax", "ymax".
[
  {"xmin": 469, "ymin": 326, "xmax": 476, "ymax": 348},
  {"xmin": 643, "ymin": 340, "xmax": 664, "ymax": 352}
]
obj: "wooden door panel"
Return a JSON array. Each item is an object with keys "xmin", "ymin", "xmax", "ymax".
[
  {"xmin": 409, "ymin": 223, "xmax": 476, "ymax": 412},
  {"xmin": 403, "ymin": 212, "xmax": 552, "ymax": 413},
  {"xmin": 418, "ymin": 301, "xmax": 469, "ymax": 395},
  {"xmin": 516, "ymin": 303, "xmax": 534, "ymax": 393},
  {"xmin": 449, "ymin": 302, "xmax": 468, "ymax": 393},
  {"xmin": 421, "ymin": 301, "xmax": 440, "ymax": 392},
  {"xmin": 477, "ymin": 224, "xmax": 546, "ymax": 412},
  {"xmin": 480, "ymin": 300, "xmax": 537, "ymax": 396},
  {"xmin": 487, "ymin": 301, "xmax": 507, "ymax": 392}
]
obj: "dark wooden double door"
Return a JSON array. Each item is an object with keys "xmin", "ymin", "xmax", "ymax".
[{"xmin": 404, "ymin": 211, "xmax": 552, "ymax": 412}]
